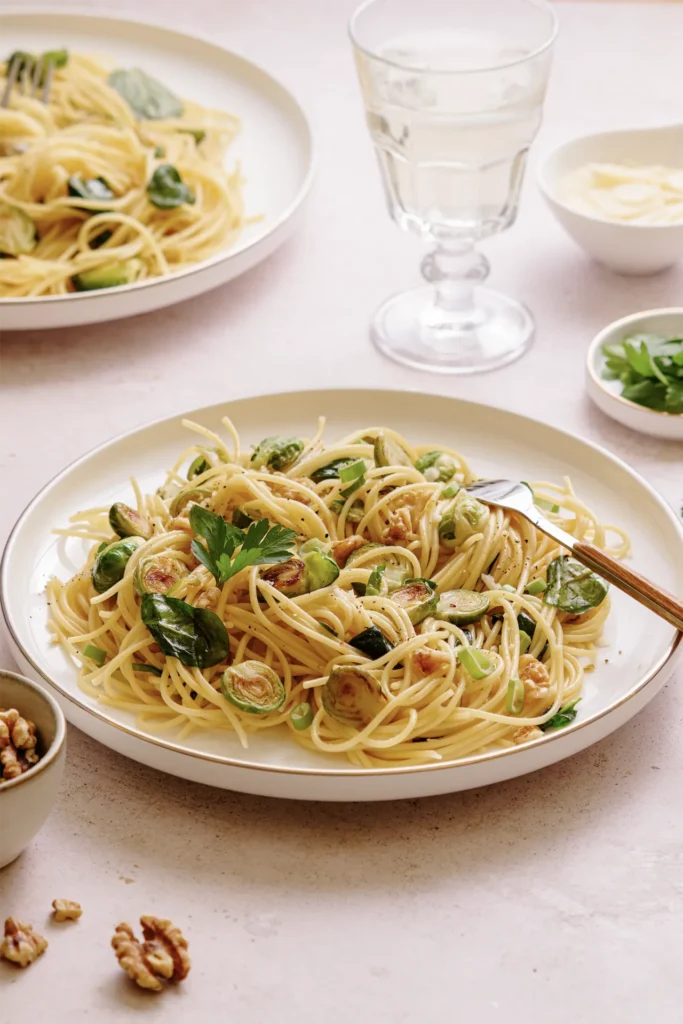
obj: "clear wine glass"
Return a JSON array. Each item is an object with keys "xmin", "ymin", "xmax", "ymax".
[{"xmin": 350, "ymin": 0, "xmax": 558, "ymax": 374}]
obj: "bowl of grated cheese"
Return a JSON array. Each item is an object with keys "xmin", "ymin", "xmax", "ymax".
[{"xmin": 538, "ymin": 124, "xmax": 683, "ymax": 275}]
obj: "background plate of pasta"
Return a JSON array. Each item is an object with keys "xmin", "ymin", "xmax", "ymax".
[
  {"xmin": 0, "ymin": 10, "xmax": 314, "ymax": 330},
  {"xmin": 2, "ymin": 389, "xmax": 682, "ymax": 800}
]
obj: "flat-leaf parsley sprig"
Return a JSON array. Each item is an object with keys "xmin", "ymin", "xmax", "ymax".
[{"xmin": 189, "ymin": 505, "xmax": 297, "ymax": 586}]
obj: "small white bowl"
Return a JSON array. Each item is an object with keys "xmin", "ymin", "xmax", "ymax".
[
  {"xmin": 586, "ymin": 308, "xmax": 683, "ymax": 441},
  {"xmin": 0, "ymin": 670, "xmax": 66, "ymax": 869},
  {"xmin": 538, "ymin": 125, "xmax": 683, "ymax": 275}
]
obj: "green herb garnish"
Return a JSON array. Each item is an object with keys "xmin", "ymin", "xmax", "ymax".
[
  {"xmin": 601, "ymin": 333, "xmax": 683, "ymax": 415},
  {"xmin": 147, "ymin": 164, "xmax": 195, "ymax": 210},
  {"xmin": 540, "ymin": 699, "xmax": 581, "ymax": 732},
  {"xmin": 189, "ymin": 505, "xmax": 296, "ymax": 586}
]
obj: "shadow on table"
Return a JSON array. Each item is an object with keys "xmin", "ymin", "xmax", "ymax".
[{"xmin": 41, "ymin": 683, "xmax": 675, "ymax": 900}]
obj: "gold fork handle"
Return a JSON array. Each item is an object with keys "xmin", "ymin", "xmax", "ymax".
[{"xmin": 573, "ymin": 541, "xmax": 683, "ymax": 632}]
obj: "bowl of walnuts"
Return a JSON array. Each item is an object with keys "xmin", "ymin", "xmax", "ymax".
[{"xmin": 0, "ymin": 669, "xmax": 66, "ymax": 868}]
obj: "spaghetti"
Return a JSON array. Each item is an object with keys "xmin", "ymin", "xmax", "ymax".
[
  {"xmin": 0, "ymin": 51, "xmax": 245, "ymax": 296},
  {"xmin": 47, "ymin": 417, "xmax": 627, "ymax": 768}
]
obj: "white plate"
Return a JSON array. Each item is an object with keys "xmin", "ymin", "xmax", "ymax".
[
  {"xmin": 586, "ymin": 308, "xmax": 683, "ymax": 441},
  {"xmin": 0, "ymin": 9, "xmax": 314, "ymax": 331},
  {"xmin": 2, "ymin": 390, "xmax": 681, "ymax": 801}
]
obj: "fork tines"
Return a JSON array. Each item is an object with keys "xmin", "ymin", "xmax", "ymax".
[{"xmin": 1, "ymin": 55, "xmax": 54, "ymax": 108}]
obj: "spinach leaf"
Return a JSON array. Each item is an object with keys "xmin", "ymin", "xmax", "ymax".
[
  {"xmin": 141, "ymin": 594, "xmax": 229, "ymax": 668},
  {"xmin": 147, "ymin": 164, "xmax": 195, "ymax": 210},
  {"xmin": 68, "ymin": 175, "xmax": 114, "ymax": 207},
  {"xmin": 109, "ymin": 68, "xmax": 183, "ymax": 120},
  {"xmin": 540, "ymin": 699, "xmax": 581, "ymax": 732},
  {"xmin": 310, "ymin": 458, "xmax": 354, "ymax": 483},
  {"xmin": 544, "ymin": 557, "xmax": 609, "ymax": 614},
  {"xmin": 665, "ymin": 381, "xmax": 683, "ymax": 415},
  {"xmin": 349, "ymin": 626, "xmax": 394, "ymax": 659},
  {"xmin": 90, "ymin": 229, "xmax": 113, "ymax": 249}
]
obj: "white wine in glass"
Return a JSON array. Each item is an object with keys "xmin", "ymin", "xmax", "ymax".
[{"xmin": 350, "ymin": 0, "xmax": 558, "ymax": 374}]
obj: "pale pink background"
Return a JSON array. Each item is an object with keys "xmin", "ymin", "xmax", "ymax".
[{"xmin": 1, "ymin": 2, "xmax": 682, "ymax": 1021}]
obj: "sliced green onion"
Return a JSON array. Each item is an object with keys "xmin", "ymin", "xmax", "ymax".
[
  {"xmin": 338, "ymin": 459, "xmax": 366, "ymax": 484},
  {"xmin": 366, "ymin": 564, "xmax": 386, "ymax": 597},
  {"xmin": 525, "ymin": 578, "xmax": 547, "ymax": 595},
  {"xmin": 441, "ymin": 483, "xmax": 460, "ymax": 498},
  {"xmin": 290, "ymin": 701, "xmax": 314, "ymax": 730},
  {"xmin": 83, "ymin": 643, "xmax": 106, "ymax": 666},
  {"xmin": 340, "ymin": 476, "xmax": 365, "ymax": 499},
  {"xmin": 500, "ymin": 584, "xmax": 517, "ymax": 593},
  {"xmin": 456, "ymin": 647, "xmax": 492, "ymax": 680},
  {"xmin": 518, "ymin": 630, "xmax": 531, "ymax": 655},
  {"xmin": 505, "ymin": 677, "xmax": 525, "ymax": 714},
  {"xmin": 132, "ymin": 662, "xmax": 163, "ymax": 677}
]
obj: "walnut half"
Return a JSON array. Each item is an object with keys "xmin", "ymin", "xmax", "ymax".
[
  {"xmin": 0, "ymin": 918, "xmax": 48, "ymax": 967},
  {"xmin": 112, "ymin": 916, "xmax": 190, "ymax": 992},
  {"xmin": 0, "ymin": 707, "xmax": 40, "ymax": 783},
  {"xmin": 52, "ymin": 899, "xmax": 82, "ymax": 922}
]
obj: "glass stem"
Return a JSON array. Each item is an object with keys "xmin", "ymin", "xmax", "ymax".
[{"xmin": 421, "ymin": 242, "xmax": 491, "ymax": 332}]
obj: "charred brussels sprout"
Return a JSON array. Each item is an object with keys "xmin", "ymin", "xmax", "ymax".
[
  {"xmin": 220, "ymin": 661, "xmax": 285, "ymax": 714},
  {"xmin": 302, "ymin": 548, "xmax": 340, "ymax": 591},
  {"xmin": 391, "ymin": 579, "xmax": 438, "ymax": 625},
  {"xmin": 134, "ymin": 555, "xmax": 185, "ymax": 596},
  {"xmin": 322, "ymin": 665, "xmax": 387, "ymax": 728},
  {"xmin": 436, "ymin": 589, "xmax": 489, "ymax": 625},
  {"xmin": 260, "ymin": 557, "xmax": 308, "ymax": 597},
  {"xmin": 414, "ymin": 451, "xmax": 457, "ymax": 483},
  {"xmin": 344, "ymin": 542, "xmax": 383, "ymax": 568},
  {"xmin": 438, "ymin": 491, "xmax": 489, "ymax": 546},
  {"xmin": 250, "ymin": 436, "xmax": 304, "ymax": 473},
  {"xmin": 92, "ymin": 537, "xmax": 143, "ymax": 593},
  {"xmin": 109, "ymin": 502, "xmax": 152, "ymax": 540},
  {"xmin": 373, "ymin": 431, "xmax": 413, "ymax": 468},
  {"xmin": 168, "ymin": 482, "xmax": 214, "ymax": 517}
]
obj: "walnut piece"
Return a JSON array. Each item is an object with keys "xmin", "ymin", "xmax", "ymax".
[
  {"xmin": 0, "ymin": 708, "xmax": 40, "ymax": 783},
  {"xmin": 112, "ymin": 916, "xmax": 190, "ymax": 992},
  {"xmin": 52, "ymin": 899, "xmax": 82, "ymax": 922},
  {"xmin": 518, "ymin": 654, "xmax": 551, "ymax": 698},
  {"xmin": 0, "ymin": 918, "xmax": 48, "ymax": 967}
]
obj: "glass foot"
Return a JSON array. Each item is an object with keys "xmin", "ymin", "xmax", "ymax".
[{"xmin": 370, "ymin": 285, "xmax": 535, "ymax": 375}]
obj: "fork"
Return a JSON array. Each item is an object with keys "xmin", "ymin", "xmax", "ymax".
[
  {"xmin": 1, "ymin": 54, "xmax": 55, "ymax": 108},
  {"xmin": 466, "ymin": 478, "xmax": 683, "ymax": 631}
]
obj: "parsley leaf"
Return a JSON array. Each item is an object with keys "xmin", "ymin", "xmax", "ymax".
[
  {"xmin": 540, "ymin": 699, "xmax": 581, "ymax": 732},
  {"xmin": 189, "ymin": 505, "xmax": 295, "ymax": 585}
]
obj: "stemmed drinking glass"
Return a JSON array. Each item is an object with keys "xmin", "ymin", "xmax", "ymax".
[{"xmin": 350, "ymin": 0, "xmax": 558, "ymax": 374}]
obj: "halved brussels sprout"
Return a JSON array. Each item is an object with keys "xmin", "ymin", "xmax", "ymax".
[
  {"xmin": 414, "ymin": 451, "xmax": 457, "ymax": 483},
  {"xmin": 187, "ymin": 454, "xmax": 210, "ymax": 480},
  {"xmin": 92, "ymin": 536, "xmax": 143, "ymax": 594},
  {"xmin": 260, "ymin": 557, "xmax": 308, "ymax": 597},
  {"xmin": 134, "ymin": 555, "xmax": 186, "ymax": 596},
  {"xmin": 322, "ymin": 665, "xmax": 387, "ymax": 728},
  {"xmin": 373, "ymin": 432, "xmax": 413, "ymax": 469},
  {"xmin": 299, "ymin": 537, "xmax": 330, "ymax": 556},
  {"xmin": 0, "ymin": 203, "xmax": 37, "ymax": 256},
  {"xmin": 250, "ymin": 436, "xmax": 304, "ymax": 473},
  {"xmin": 391, "ymin": 579, "xmax": 438, "ymax": 625},
  {"xmin": 71, "ymin": 258, "xmax": 142, "ymax": 291},
  {"xmin": 344, "ymin": 542, "xmax": 383, "ymax": 568},
  {"xmin": 168, "ymin": 482, "xmax": 215, "ymax": 517},
  {"xmin": 220, "ymin": 661, "xmax": 285, "ymax": 714},
  {"xmin": 302, "ymin": 548, "xmax": 340, "ymax": 591},
  {"xmin": 349, "ymin": 626, "xmax": 394, "ymax": 660},
  {"xmin": 438, "ymin": 491, "xmax": 489, "ymax": 547},
  {"xmin": 365, "ymin": 563, "xmax": 406, "ymax": 597},
  {"xmin": 109, "ymin": 501, "xmax": 152, "ymax": 540},
  {"xmin": 436, "ymin": 589, "xmax": 489, "ymax": 625}
]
